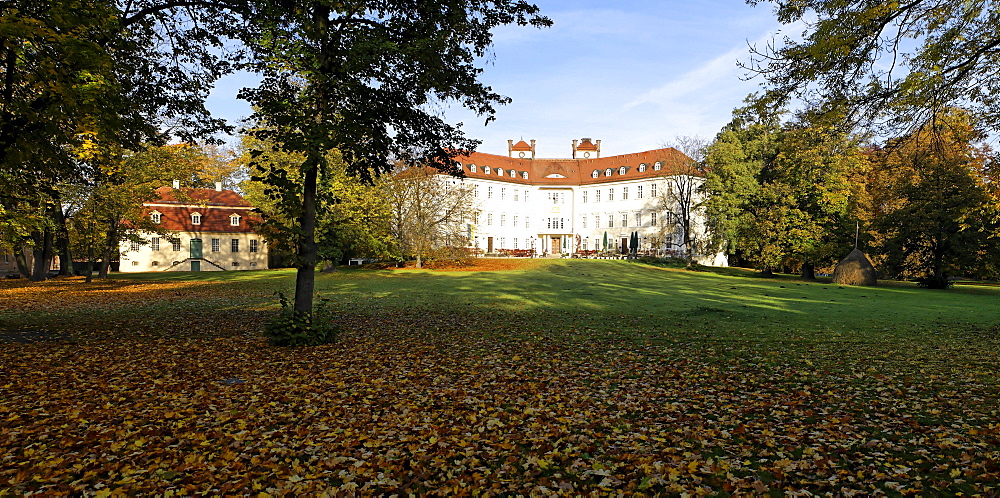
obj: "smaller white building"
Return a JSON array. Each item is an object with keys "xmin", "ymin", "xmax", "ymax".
[{"xmin": 119, "ymin": 182, "xmax": 268, "ymax": 272}]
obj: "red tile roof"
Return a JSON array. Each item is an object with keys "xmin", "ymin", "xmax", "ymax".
[
  {"xmin": 511, "ymin": 140, "xmax": 532, "ymax": 151},
  {"xmin": 145, "ymin": 187, "xmax": 260, "ymax": 234},
  {"xmin": 575, "ymin": 139, "xmax": 598, "ymax": 151},
  {"xmin": 455, "ymin": 147, "xmax": 695, "ymax": 186}
]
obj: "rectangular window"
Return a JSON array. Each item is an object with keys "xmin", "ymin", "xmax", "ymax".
[
  {"xmin": 524, "ymin": 191, "xmax": 529, "ymax": 202},
  {"xmin": 651, "ymin": 212, "xmax": 658, "ymax": 226},
  {"xmin": 474, "ymin": 185, "xmax": 479, "ymax": 197},
  {"xmin": 582, "ymin": 216, "xmax": 587, "ymax": 229},
  {"xmin": 151, "ymin": 237, "xmax": 160, "ymax": 251},
  {"xmin": 583, "ymin": 239, "xmax": 588, "ymax": 251},
  {"xmin": 212, "ymin": 238, "xmax": 220, "ymax": 252},
  {"xmin": 608, "ymin": 214, "xmax": 614, "ymax": 228},
  {"xmin": 514, "ymin": 238, "xmax": 518, "ymax": 249},
  {"xmin": 514, "ymin": 190, "xmax": 519, "ymax": 201},
  {"xmin": 525, "ymin": 217, "xmax": 529, "ymax": 228},
  {"xmin": 499, "ymin": 237, "xmax": 505, "ymax": 249},
  {"xmin": 488, "ymin": 186, "xmax": 493, "ymax": 199},
  {"xmin": 622, "ymin": 213, "xmax": 628, "ymax": 227},
  {"xmin": 487, "ymin": 213, "xmax": 493, "ymax": 225},
  {"xmin": 634, "ymin": 212, "xmax": 641, "ymax": 227},
  {"xmin": 651, "ymin": 183, "xmax": 658, "ymax": 197},
  {"xmin": 608, "ymin": 188, "xmax": 614, "ymax": 201},
  {"xmin": 501, "ymin": 188, "xmax": 506, "ymax": 200},
  {"xmin": 637, "ymin": 185, "xmax": 643, "ymax": 198},
  {"xmin": 560, "ymin": 218, "xmax": 565, "ymax": 230},
  {"xmin": 595, "ymin": 190, "xmax": 601, "ymax": 202},
  {"xmin": 250, "ymin": 240, "xmax": 258, "ymax": 253},
  {"xmin": 513, "ymin": 215, "xmax": 518, "ymax": 227},
  {"xmin": 130, "ymin": 241, "xmax": 141, "ymax": 252},
  {"xmin": 500, "ymin": 214, "xmax": 506, "ymax": 226},
  {"xmin": 171, "ymin": 239, "xmax": 181, "ymax": 251},
  {"xmin": 623, "ymin": 187, "xmax": 628, "ymax": 200},
  {"xmin": 582, "ymin": 191, "xmax": 588, "ymax": 203},
  {"xmin": 595, "ymin": 215, "xmax": 600, "ymax": 229},
  {"xmin": 231, "ymin": 239, "xmax": 239, "ymax": 252}
]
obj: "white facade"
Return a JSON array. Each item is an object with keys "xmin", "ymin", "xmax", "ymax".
[{"xmin": 453, "ymin": 139, "xmax": 727, "ymax": 266}]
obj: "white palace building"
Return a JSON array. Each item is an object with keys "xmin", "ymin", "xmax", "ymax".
[{"xmin": 450, "ymin": 138, "xmax": 727, "ymax": 266}]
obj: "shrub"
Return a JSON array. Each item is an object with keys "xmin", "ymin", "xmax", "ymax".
[{"xmin": 264, "ymin": 293, "xmax": 340, "ymax": 346}]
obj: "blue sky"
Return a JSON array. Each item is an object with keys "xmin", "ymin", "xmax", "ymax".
[{"xmin": 205, "ymin": 0, "xmax": 786, "ymax": 158}]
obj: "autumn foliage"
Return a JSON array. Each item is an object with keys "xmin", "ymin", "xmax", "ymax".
[{"xmin": 2, "ymin": 265, "xmax": 999, "ymax": 494}]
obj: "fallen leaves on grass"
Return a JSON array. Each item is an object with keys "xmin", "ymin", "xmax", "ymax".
[{"xmin": 1, "ymin": 278, "xmax": 999, "ymax": 495}]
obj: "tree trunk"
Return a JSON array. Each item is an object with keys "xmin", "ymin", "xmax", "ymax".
[
  {"xmin": 759, "ymin": 267, "xmax": 774, "ymax": 278},
  {"xmin": 293, "ymin": 153, "xmax": 320, "ymax": 318},
  {"xmin": 29, "ymin": 228, "xmax": 54, "ymax": 282},
  {"xmin": 99, "ymin": 220, "xmax": 117, "ymax": 279},
  {"xmin": 85, "ymin": 244, "xmax": 95, "ymax": 283},
  {"xmin": 51, "ymin": 200, "xmax": 73, "ymax": 277},
  {"xmin": 415, "ymin": 253, "xmax": 422, "ymax": 268},
  {"xmin": 14, "ymin": 249, "xmax": 30, "ymax": 278},
  {"xmin": 800, "ymin": 263, "xmax": 816, "ymax": 280}
]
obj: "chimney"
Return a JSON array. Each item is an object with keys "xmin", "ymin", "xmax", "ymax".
[
  {"xmin": 530, "ymin": 139, "xmax": 536, "ymax": 159},
  {"xmin": 172, "ymin": 179, "xmax": 180, "ymax": 189},
  {"xmin": 596, "ymin": 139, "xmax": 602, "ymax": 159},
  {"xmin": 572, "ymin": 139, "xmax": 579, "ymax": 158},
  {"xmin": 215, "ymin": 181, "xmax": 222, "ymax": 192},
  {"xmin": 507, "ymin": 139, "xmax": 514, "ymax": 157}
]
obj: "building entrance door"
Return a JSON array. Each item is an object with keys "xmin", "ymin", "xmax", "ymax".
[
  {"xmin": 487, "ymin": 237, "xmax": 494, "ymax": 253},
  {"xmin": 551, "ymin": 237, "xmax": 561, "ymax": 254},
  {"xmin": 190, "ymin": 238, "xmax": 203, "ymax": 259},
  {"xmin": 621, "ymin": 238, "xmax": 628, "ymax": 254},
  {"xmin": 191, "ymin": 260, "xmax": 201, "ymax": 272}
]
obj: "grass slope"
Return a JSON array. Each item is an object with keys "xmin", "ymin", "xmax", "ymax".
[{"xmin": 1, "ymin": 260, "xmax": 999, "ymax": 495}]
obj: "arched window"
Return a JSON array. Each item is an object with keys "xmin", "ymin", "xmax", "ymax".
[
  {"xmin": 653, "ymin": 161, "xmax": 662, "ymax": 171},
  {"xmin": 521, "ymin": 171, "xmax": 528, "ymax": 179},
  {"xmin": 470, "ymin": 164, "xmax": 477, "ymax": 173},
  {"xmin": 230, "ymin": 214, "xmax": 241, "ymax": 226},
  {"xmin": 510, "ymin": 169, "xmax": 516, "ymax": 178},
  {"xmin": 638, "ymin": 163, "xmax": 647, "ymax": 172},
  {"xmin": 456, "ymin": 161, "xmax": 464, "ymax": 171},
  {"xmin": 604, "ymin": 168, "xmax": 612, "ymax": 177},
  {"xmin": 484, "ymin": 166, "xmax": 491, "ymax": 175},
  {"xmin": 150, "ymin": 211, "xmax": 162, "ymax": 224},
  {"xmin": 618, "ymin": 166, "xmax": 626, "ymax": 175},
  {"xmin": 591, "ymin": 170, "xmax": 599, "ymax": 178},
  {"xmin": 497, "ymin": 168, "xmax": 503, "ymax": 176},
  {"xmin": 191, "ymin": 212, "xmax": 202, "ymax": 225}
]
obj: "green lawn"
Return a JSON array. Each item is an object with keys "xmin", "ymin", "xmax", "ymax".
[{"xmin": 1, "ymin": 260, "xmax": 998, "ymax": 495}]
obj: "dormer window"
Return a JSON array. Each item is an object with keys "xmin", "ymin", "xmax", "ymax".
[
  {"xmin": 619, "ymin": 166, "xmax": 627, "ymax": 175},
  {"xmin": 521, "ymin": 171, "xmax": 528, "ymax": 180},
  {"xmin": 604, "ymin": 168, "xmax": 612, "ymax": 177},
  {"xmin": 484, "ymin": 166, "xmax": 491, "ymax": 175},
  {"xmin": 638, "ymin": 163, "xmax": 647, "ymax": 172},
  {"xmin": 191, "ymin": 212, "xmax": 202, "ymax": 225},
  {"xmin": 456, "ymin": 161, "xmax": 464, "ymax": 171},
  {"xmin": 654, "ymin": 161, "xmax": 662, "ymax": 171},
  {"xmin": 150, "ymin": 211, "xmax": 162, "ymax": 224},
  {"xmin": 497, "ymin": 168, "xmax": 503, "ymax": 176},
  {"xmin": 230, "ymin": 214, "xmax": 241, "ymax": 226},
  {"xmin": 470, "ymin": 164, "xmax": 477, "ymax": 173},
  {"xmin": 592, "ymin": 170, "xmax": 599, "ymax": 178},
  {"xmin": 509, "ymin": 169, "xmax": 516, "ymax": 178}
]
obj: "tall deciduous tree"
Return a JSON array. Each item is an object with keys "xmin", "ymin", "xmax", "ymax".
[
  {"xmin": 869, "ymin": 109, "xmax": 998, "ymax": 287},
  {"xmin": 744, "ymin": 0, "xmax": 1000, "ymax": 134},
  {"xmin": 704, "ymin": 108, "xmax": 865, "ymax": 276},
  {"xmin": 239, "ymin": 1, "xmax": 550, "ymax": 322},
  {"xmin": 382, "ymin": 167, "xmax": 478, "ymax": 268},
  {"xmin": 662, "ymin": 136, "xmax": 709, "ymax": 266}
]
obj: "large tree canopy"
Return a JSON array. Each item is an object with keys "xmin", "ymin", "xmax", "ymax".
[
  {"xmin": 745, "ymin": 0, "xmax": 1000, "ymax": 134},
  {"xmin": 239, "ymin": 0, "xmax": 550, "ymax": 321}
]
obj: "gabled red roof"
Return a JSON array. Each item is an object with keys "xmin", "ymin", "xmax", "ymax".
[
  {"xmin": 575, "ymin": 139, "xmax": 598, "ymax": 151},
  {"xmin": 454, "ymin": 147, "xmax": 695, "ymax": 186},
  {"xmin": 144, "ymin": 186, "xmax": 260, "ymax": 234},
  {"xmin": 511, "ymin": 140, "xmax": 532, "ymax": 151}
]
